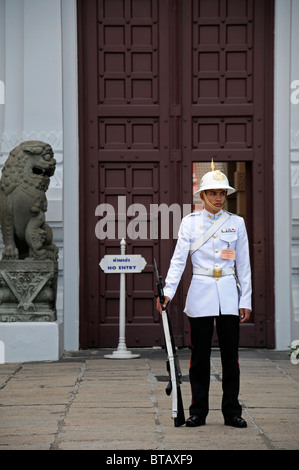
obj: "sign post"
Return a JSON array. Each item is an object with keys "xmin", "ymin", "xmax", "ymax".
[{"xmin": 99, "ymin": 239, "xmax": 146, "ymax": 359}]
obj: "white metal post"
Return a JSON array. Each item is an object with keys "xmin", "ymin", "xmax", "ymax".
[{"xmin": 104, "ymin": 239, "xmax": 140, "ymax": 359}]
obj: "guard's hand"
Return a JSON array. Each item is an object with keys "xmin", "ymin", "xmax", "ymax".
[
  {"xmin": 240, "ymin": 308, "xmax": 251, "ymax": 323},
  {"xmin": 156, "ymin": 296, "xmax": 170, "ymax": 314}
]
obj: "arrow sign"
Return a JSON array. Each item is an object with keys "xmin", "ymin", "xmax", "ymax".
[{"xmin": 99, "ymin": 254, "xmax": 146, "ymax": 273}]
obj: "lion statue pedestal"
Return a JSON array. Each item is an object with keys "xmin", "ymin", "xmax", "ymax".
[
  {"xmin": 0, "ymin": 141, "xmax": 59, "ymax": 322},
  {"xmin": 0, "ymin": 260, "xmax": 57, "ymax": 321}
]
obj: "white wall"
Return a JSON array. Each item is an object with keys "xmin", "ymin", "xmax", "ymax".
[
  {"xmin": 290, "ymin": 0, "xmax": 299, "ymax": 343},
  {"xmin": 61, "ymin": 0, "xmax": 79, "ymax": 351},
  {"xmin": 0, "ymin": 0, "xmax": 5, "ymax": 139},
  {"xmin": 0, "ymin": 0, "xmax": 72, "ymax": 360},
  {"xmin": 1, "ymin": 0, "xmax": 64, "ymax": 321},
  {"xmin": 274, "ymin": 0, "xmax": 299, "ymax": 349}
]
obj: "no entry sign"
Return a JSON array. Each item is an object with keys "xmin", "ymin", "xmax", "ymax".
[
  {"xmin": 99, "ymin": 239, "xmax": 147, "ymax": 359},
  {"xmin": 99, "ymin": 254, "xmax": 146, "ymax": 273}
]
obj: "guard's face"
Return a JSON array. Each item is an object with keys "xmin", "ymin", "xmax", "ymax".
[{"xmin": 200, "ymin": 189, "xmax": 227, "ymax": 213}]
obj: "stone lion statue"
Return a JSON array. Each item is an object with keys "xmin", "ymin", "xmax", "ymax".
[{"xmin": 0, "ymin": 141, "xmax": 58, "ymax": 260}]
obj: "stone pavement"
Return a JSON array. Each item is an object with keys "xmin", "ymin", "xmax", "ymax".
[{"xmin": 0, "ymin": 348, "xmax": 298, "ymax": 451}]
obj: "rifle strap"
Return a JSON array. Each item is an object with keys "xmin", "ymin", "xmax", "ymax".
[{"xmin": 190, "ymin": 212, "xmax": 230, "ymax": 256}]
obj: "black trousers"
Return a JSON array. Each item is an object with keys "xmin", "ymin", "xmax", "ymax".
[{"xmin": 188, "ymin": 314, "xmax": 242, "ymax": 419}]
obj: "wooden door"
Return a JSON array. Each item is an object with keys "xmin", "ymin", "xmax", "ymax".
[
  {"xmin": 179, "ymin": 0, "xmax": 274, "ymax": 347},
  {"xmin": 78, "ymin": 0, "xmax": 274, "ymax": 348},
  {"xmin": 78, "ymin": 0, "xmax": 176, "ymax": 348}
]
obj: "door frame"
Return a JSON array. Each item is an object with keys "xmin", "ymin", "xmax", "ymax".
[{"xmin": 77, "ymin": 0, "xmax": 275, "ymax": 349}]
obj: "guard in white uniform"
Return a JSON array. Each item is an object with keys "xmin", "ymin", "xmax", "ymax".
[{"xmin": 157, "ymin": 161, "xmax": 252, "ymax": 428}]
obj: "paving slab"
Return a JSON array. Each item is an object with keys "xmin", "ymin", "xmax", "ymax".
[{"xmin": 0, "ymin": 348, "xmax": 298, "ymax": 451}]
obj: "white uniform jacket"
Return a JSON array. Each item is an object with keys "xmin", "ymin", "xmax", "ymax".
[{"xmin": 163, "ymin": 209, "xmax": 252, "ymax": 318}]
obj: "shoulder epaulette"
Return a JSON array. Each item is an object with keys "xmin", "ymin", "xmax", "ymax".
[{"xmin": 183, "ymin": 211, "xmax": 201, "ymax": 219}]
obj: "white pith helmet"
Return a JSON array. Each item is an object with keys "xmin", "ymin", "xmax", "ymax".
[{"xmin": 194, "ymin": 160, "xmax": 236, "ymax": 196}]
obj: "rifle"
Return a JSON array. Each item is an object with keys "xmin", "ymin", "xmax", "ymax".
[{"xmin": 154, "ymin": 259, "xmax": 185, "ymax": 427}]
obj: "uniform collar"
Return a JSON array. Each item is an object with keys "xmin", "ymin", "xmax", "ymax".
[{"xmin": 203, "ymin": 208, "xmax": 224, "ymax": 220}]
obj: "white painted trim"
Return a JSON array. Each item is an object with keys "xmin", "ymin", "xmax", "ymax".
[
  {"xmin": 274, "ymin": 0, "xmax": 292, "ymax": 349},
  {"xmin": 61, "ymin": 0, "xmax": 79, "ymax": 350}
]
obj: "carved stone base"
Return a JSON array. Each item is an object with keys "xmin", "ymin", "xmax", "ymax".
[{"xmin": 0, "ymin": 260, "xmax": 58, "ymax": 322}]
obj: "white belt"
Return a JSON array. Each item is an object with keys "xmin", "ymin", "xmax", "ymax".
[{"xmin": 193, "ymin": 267, "xmax": 235, "ymax": 279}]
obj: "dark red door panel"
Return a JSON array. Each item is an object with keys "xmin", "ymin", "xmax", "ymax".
[{"xmin": 78, "ymin": 0, "xmax": 274, "ymax": 348}]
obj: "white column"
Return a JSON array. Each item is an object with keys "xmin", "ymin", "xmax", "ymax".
[
  {"xmin": 61, "ymin": 0, "xmax": 80, "ymax": 350},
  {"xmin": 274, "ymin": 0, "xmax": 292, "ymax": 349},
  {"xmin": 0, "ymin": 0, "xmax": 6, "ymax": 141},
  {"xmin": 21, "ymin": 0, "xmax": 64, "ymax": 319},
  {"xmin": 23, "ymin": 0, "xmax": 62, "ymax": 134},
  {"xmin": 0, "ymin": 0, "xmax": 65, "ymax": 361},
  {"xmin": 1, "ymin": 0, "xmax": 24, "ymax": 154},
  {"xmin": 290, "ymin": 0, "xmax": 299, "ymax": 342}
]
